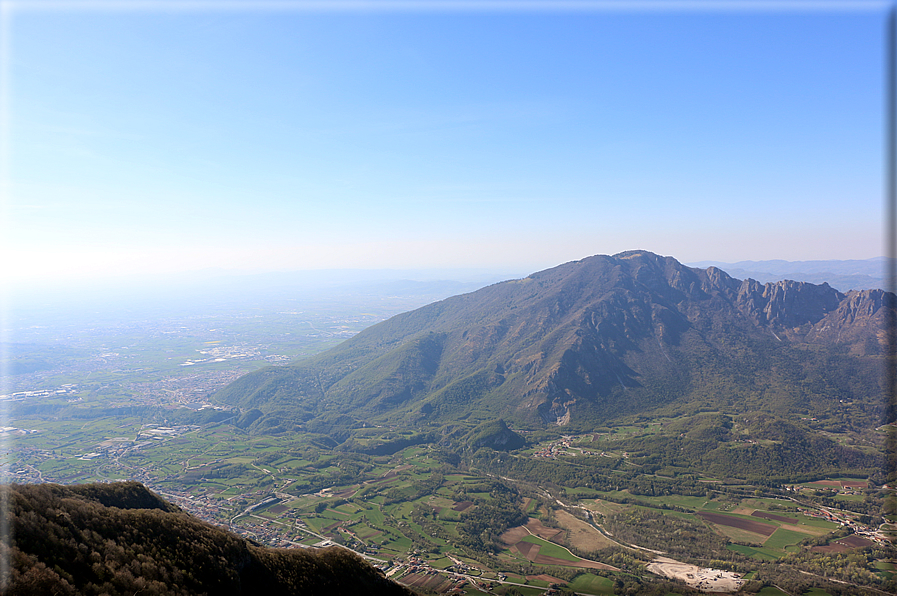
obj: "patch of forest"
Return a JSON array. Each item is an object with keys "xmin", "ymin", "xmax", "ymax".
[{"xmin": 6, "ymin": 482, "xmax": 417, "ymax": 596}]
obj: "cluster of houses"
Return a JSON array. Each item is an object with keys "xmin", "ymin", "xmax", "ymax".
[
  {"xmin": 798, "ymin": 506, "xmax": 888, "ymax": 546},
  {"xmin": 532, "ymin": 437, "xmax": 623, "ymax": 461},
  {"xmin": 533, "ymin": 438, "xmax": 574, "ymax": 459}
]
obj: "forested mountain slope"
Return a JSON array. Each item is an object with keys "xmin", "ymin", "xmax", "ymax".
[
  {"xmin": 215, "ymin": 251, "xmax": 890, "ymax": 436},
  {"xmin": 6, "ymin": 481, "xmax": 416, "ymax": 596}
]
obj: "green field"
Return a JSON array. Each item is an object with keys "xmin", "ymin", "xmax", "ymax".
[
  {"xmin": 568, "ymin": 572, "xmax": 615, "ymax": 595},
  {"xmin": 518, "ymin": 535, "xmax": 580, "ymax": 563},
  {"xmin": 874, "ymin": 560, "xmax": 895, "ymax": 580},
  {"xmin": 764, "ymin": 527, "xmax": 813, "ymax": 551}
]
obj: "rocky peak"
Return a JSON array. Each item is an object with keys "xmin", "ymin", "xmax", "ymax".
[
  {"xmin": 835, "ymin": 289, "xmax": 888, "ymax": 324},
  {"xmin": 734, "ymin": 279, "xmax": 844, "ymax": 328},
  {"xmin": 804, "ymin": 289, "xmax": 890, "ymax": 353},
  {"xmin": 701, "ymin": 266, "xmax": 740, "ymax": 294}
]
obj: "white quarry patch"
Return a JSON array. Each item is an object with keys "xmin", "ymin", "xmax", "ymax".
[{"xmin": 647, "ymin": 557, "xmax": 744, "ymax": 593}]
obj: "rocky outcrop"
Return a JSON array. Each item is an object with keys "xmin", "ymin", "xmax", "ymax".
[
  {"xmin": 733, "ymin": 279, "xmax": 844, "ymax": 328},
  {"xmin": 804, "ymin": 289, "xmax": 890, "ymax": 353}
]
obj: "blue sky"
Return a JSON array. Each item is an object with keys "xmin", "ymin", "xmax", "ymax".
[{"xmin": 1, "ymin": 1, "xmax": 889, "ymax": 288}]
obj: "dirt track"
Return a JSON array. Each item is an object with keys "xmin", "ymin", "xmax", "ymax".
[
  {"xmin": 534, "ymin": 553, "xmax": 616, "ymax": 570},
  {"xmin": 525, "ymin": 517, "xmax": 563, "ymax": 541}
]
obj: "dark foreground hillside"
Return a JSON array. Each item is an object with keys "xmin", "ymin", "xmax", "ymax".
[{"xmin": 5, "ymin": 481, "xmax": 417, "ymax": 596}]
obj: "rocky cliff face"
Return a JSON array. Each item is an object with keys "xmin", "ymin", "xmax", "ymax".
[
  {"xmin": 701, "ymin": 265, "xmax": 885, "ymax": 353},
  {"xmin": 215, "ymin": 251, "xmax": 891, "ymax": 432},
  {"xmin": 733, "ymin": 278, "xmax": 843, "ymax": 328},
  {"xmin": 803, "ymin": 289, "xmax": 890, "ymax": 354}
]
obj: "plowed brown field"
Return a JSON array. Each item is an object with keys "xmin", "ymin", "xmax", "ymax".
[
  {"xmin": 499, "ymin": 525, "xmax": 530, "ymax": 546},
  {"xmin": 526, "ymin": 517, "xmax": 563, "ymax": 541},
  {"xmin": 812, "ymin": 535, "xmax": 873, "ymax": 554},
  {"xmin": 512, "ymin": 540, "xmax": 539, "ymax": 559},
  {"xmin": 452, "ymin": 500, "xmax": 474, "ymax": 512},
  {"xmin": 751, "ymin": 511, "xmax": 798, "ymax": 524},
  {"xmin": 698, "ymin": 512, "xmax": 776, "ymax": 536}
]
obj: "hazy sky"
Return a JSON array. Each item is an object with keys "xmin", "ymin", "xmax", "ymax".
[{"xmin": 1, "ymin": 1, "xmax": 889, "ymax": 288}]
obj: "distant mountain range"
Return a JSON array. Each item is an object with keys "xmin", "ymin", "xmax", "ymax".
[
  {"xmin": 215, "ymin": 251, "xmax": 890, "ymax": 439},
  {"xmin": 687, "ymin": 257, "xmax": 893, "ymax": 292}
]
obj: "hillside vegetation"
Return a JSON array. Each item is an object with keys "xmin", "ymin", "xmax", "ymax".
[{"xmin": 6, "ymin": 481, "xmax": 417, "ymax": 596}]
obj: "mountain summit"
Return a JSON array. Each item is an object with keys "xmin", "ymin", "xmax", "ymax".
[{"xmin": 215, "ymin": 251, "xmax": 889, "ymax": 434}]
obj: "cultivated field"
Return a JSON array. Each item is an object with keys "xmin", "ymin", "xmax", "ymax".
[{"xmin": 554, "ymin": 510, "xmax": 617, "ymax": 552}]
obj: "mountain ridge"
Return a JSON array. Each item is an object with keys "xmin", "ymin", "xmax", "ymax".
[{"xmin": 214, "ymin": 251, "xmax": 889, "ymax": 436}]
